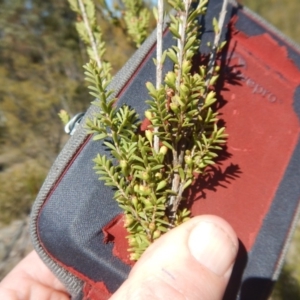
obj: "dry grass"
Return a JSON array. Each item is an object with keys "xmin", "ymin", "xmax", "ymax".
[{"xmin": 0, "ymin": 160, "xmax": 46, "ymax": 226}]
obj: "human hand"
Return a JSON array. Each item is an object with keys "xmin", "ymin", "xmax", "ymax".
[
  {"xmin": 0, "ymin": 250, "xmax": 69, "ymax": 299},
  {"xmin": 0, "ymin": 215, "xmax": 238, "ymax": 299},
  {"xmin": 111, "ymin": 215, "xmax": 238, "ymax": 299}
]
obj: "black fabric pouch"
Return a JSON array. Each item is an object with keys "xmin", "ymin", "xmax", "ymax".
[{"xmin": 30, "ymin": 1, "xmax": 300, "ymax": 299}]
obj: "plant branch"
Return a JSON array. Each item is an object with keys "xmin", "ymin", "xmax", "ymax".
[
  {"xmin": 168, "ymin": 0, "xmax": 192, "ymax": 221},
  {"xmin": 175, "ymin": 0, "xmax": 191, "ymax": 95},
  {"xmin": 156, "ymin": 0, "xmax": 164, "ymax": 89},
  {"xmin": 99, "ymin": 158, "xmax": 128, "ymax": 199},
  {"xmin": 77, "ymin": 0, "xmax": 102, "ymax": 70},
  {"xmin": 154, "ymin": 0, "xmax": 164, "ymax": 153},
  {"xmin": 204, "ymin": 0, "xmax": 228, "ymax": 89}
]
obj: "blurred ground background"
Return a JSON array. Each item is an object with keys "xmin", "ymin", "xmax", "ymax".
[{"xmin": 0, "ymin": 0, "xmax": 299, "ymax": 298}]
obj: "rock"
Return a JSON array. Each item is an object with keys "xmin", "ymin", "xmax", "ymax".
[{"xmin": 0, "ymin": 216, "xmax": 33, "ymax": 280}]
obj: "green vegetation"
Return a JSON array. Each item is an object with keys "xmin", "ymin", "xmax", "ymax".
[{"xmin": 83, "ymin": 0, "xmax": 228, "ymax": 260}]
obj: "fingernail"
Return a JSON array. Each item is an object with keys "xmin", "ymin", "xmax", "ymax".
[{"xmin": 188, "ymin": 220, "xmax": 238, "ymax": 276}]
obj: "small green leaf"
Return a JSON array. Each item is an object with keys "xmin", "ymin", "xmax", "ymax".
[
  {"xmin": 169, "ymin": 26, "xmax": 181, "ymax": 39},
  {"xmin": 183, "ymin": 179, "xmax": 193, "ymax": 190},
  {"xmin": 93, "ymin": 133, "xmax": 107, "ymax": 140},
  {"xmin": 162, "ymin": 141, "xmax": 174, "ymax": 150},
  {"xmin": 167, "ymin": 49, "xmax": 178, "ymax": 64},
  {"xmin": 212, "ymin": 17, "xmax": 219, "ymax": 34},
  {"xmin": 178, "ymin": 167, "xmax": 185, "ymax": 180},
  {"xmin": 146, "ymin": 81, "xmax": 157, "ymax": 97},
  {"xmin": 156, "ymin": 180, "xmax": 167, "ymax": 191}
]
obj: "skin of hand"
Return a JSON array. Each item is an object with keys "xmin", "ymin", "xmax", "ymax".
[{"xmin": 0, "ymin": 215, "xmax": 238, "ymax": 300}]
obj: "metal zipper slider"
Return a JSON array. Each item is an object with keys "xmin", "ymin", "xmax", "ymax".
[{"xmin": 64, "ymin": 112, "xmax": 85, "ymax": 135}]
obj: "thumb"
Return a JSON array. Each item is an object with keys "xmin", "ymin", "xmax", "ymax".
[{"xmin": 111, "ymin": 215, "xmax": 238, "ymax": 300}]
